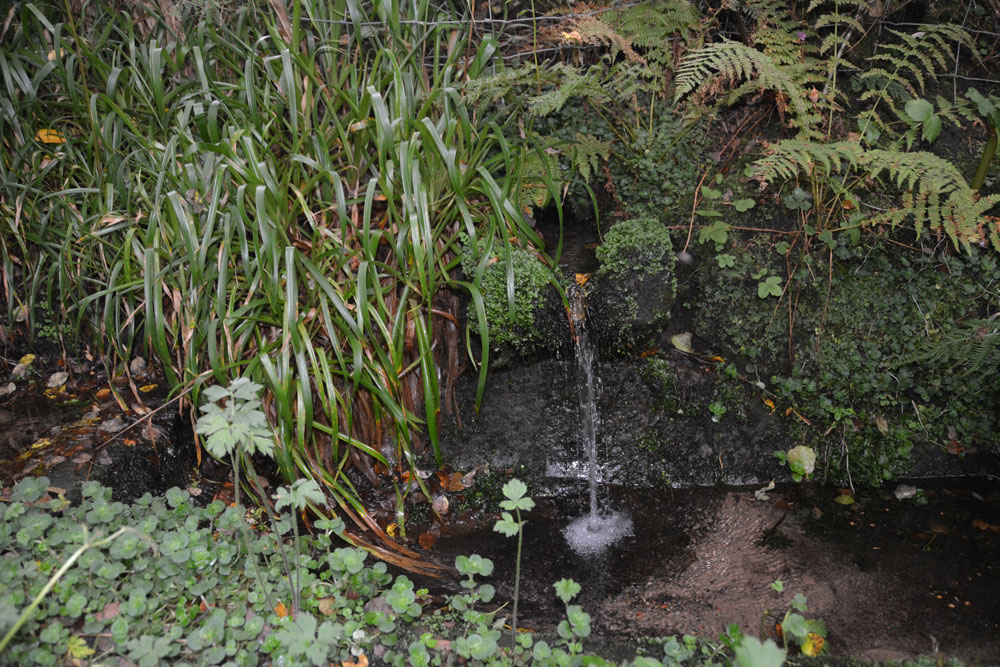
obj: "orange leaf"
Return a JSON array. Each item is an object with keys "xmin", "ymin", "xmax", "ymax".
[
  {"xmin": 440, "ymin": 472, "xmax": 465, "ymax": 492},
  {"xmin": 95, "ymin": 388, "xmax": 111, "ymax": 399},
  {"xmin": 275, "ymin": 601, "xmax": 288, "ymax": 618},
  {"xmin": 574, "ymin": 273, "xmax": 591, "ymax": 286},
  {"xmin": 418, "ymin": 531, "xmax": 437, "ymax": 550},
  {"xmin": 639, "ymin": 348, "xmax": 660, "ymax": 358},
  {"xmin": 784, "ymin": 407, "xmax": 811, "ymax": 425},
  {"xmin": 707, "ymin": 355, "xmax": 725, "ymax": 363},
  {"xmin": 342, "ymin": 654, "xmax": 369, "ymax": 667},
  {"xmin": 763, "ymin": 398, "xmax": 776, "ymax": 414}
]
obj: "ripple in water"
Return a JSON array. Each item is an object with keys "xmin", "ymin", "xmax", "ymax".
[{"xmin": 564, "ymin": 510, "xmax": 633, "ymax": 556}]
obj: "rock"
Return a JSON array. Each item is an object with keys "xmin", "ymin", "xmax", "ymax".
[
  {"xmin": 46, "ymin": 371, "xmax": 69, "ymax": 388},
  {"xmin": 894, "ymin": 484, "xmax": 918, "ymax": 500},
  {"xmin": 10, "ymin": 363, "xmax": 30, "ymax": 380},
  {"xmin": 129, "ymin": 357, "xmax": 147, "ymax": 375},
  {"xmin": 0, "ymin": 382, "xmax": 15, "ymax": 397}
]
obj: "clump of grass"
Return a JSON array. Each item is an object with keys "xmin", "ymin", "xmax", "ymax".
[{"xmin": 0, "ymin": 0, "xmax": 557, "ymax": 556}]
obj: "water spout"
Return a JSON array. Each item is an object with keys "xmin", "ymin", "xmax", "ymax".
[{"xmin": 564, "ymin": 284, "xmax": 632, "ymax": 556}]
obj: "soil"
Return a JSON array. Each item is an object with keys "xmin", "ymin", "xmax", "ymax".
[{"xmin": 409, "ymin": 480, "xmax": 1000, "ymax": 664}]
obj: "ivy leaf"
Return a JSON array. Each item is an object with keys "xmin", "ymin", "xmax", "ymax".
[{"xmin": 733, "ymin": 198, "xmax": 756, "ymax": 212}]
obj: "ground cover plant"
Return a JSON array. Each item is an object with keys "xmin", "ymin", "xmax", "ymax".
[{"xmin": 3, "ymin": 474, "xmax": 844, "ymax": 665}]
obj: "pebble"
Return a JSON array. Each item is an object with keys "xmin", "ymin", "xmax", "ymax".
[
  {"xmin": 47, "ymin": 371, "xmax": 69, "ymax": 388},
  {"xmin": 0, "ymin": 382, "xmax": 15, "ymax": 397},
  {"xmin": 129, "ymin": 357, "xmax": 146, "ymax": 375},
  {"xmin": 894, "ymin": 484, "xmax": 918, "ymax": 500}
]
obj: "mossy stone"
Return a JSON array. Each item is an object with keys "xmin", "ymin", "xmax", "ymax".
[{"xmin": 590, "ymin": 217, "xmax": 677, "ymax": 353}]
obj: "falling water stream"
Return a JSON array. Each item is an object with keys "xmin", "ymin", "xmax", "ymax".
[{"xmin": 563, "ymin": 285, "xmax": 633, "ymax": 555}]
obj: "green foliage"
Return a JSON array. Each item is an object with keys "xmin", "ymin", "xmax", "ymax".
[
  {"xmin": 698, "ymin": 237, "xmax": 1000, "ymax": 484},
  {"xmin": 195, "ymin": 379, "xmax": 274, "ymax": 460},
  {"xmin": 0, "ymin": 0, "xmax": 549, "ymax": 536},
  {"xmin": 676, "ymin": 7, "xmax": 999, "ymax": 251}
]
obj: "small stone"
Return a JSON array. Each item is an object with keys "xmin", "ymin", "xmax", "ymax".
[
  {"xmin": 811, "ymin": 506, "xmax": 823, "ymax": 520},
  {"xmin": 47, "ymin": 371, "xmax": 69, "ymax": 388},
  {"xmin": 894, "ymin": 484, "xmax": 918, "ymax": 500},
  {"xmin": 0, "ymin": 382, "xmax": 15, "ymax": 397},
  {"xmin": 129, "ymin": 357, "xmax": 147, "ymax": 375}
]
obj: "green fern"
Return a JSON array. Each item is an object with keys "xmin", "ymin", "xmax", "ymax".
[
  {"xmin": 571, "ymin": 133, "xmax": 611, "ymax": 185},
  {"xmin": 864, "ymin": 150, "xmax": 1000, "ymax": 250},
  {"xmin": 900, "ymin": 317, "xmax": 1000, "ymax": 379},
  {"xmin": 601, "ymin": 1, "xmax": 703, "ymax": 78},
  {"xmin": 674, "ymin": 40, "xmax": 819, "ymax": 137}
]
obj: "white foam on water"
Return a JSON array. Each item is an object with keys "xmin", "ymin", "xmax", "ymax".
[{"xmin": 564, "ymin": 510, "xmax": 633, "ymax": 556}]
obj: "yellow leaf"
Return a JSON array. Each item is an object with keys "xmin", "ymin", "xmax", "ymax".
[
  {"xmin": 47, "ymin": 48, "xmax": 65, "ymax": 61},
  {"xmin": 834, "ymin": 493, "xmax": 854, "ymax": 505},
  {"xmin": 386, "ymin": 522, "xmax": 398, "ymax": 538},
  {"xmin": 574, "ymin": 273, "xmax": 590, "ymax": 286},
  {"xmin": 66, "ymin": 635, "xmax": 95, "ymax": 659},
  {"xmin": 275, "ymin": 601, "xmax": 289, "ymax": 617},
  {"xmin": 561, "ymin": 30, "xmax": 582, "ymax": 43},
  {"xmin": 30, "ymin": 438, "xmax": 53, "ymax": 450},
  {"xmin": 762, "ymin": 398, "xmax": 776, "ymax": 415},
  {"xmin": 18, "ymin": 353, "xmax": 36, "ymax": 365},
  {"xmin": 139, "ymin": 384, "xmax": 157, "ymax": 393},
  {"xmin": 802, "ymin": 632, "xmax": 825, "ymax": 657},
  {"xmin": 36, "ymin": 129, "xmax": 66, "ymax": 144}
]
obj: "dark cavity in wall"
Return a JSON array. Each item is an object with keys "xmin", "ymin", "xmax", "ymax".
[{"xmin": 535, "ymin": 203, "xmax": 601, "ymax": 275}]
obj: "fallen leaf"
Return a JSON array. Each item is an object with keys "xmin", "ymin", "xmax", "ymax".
[
  {"xmin": 317, "ymin": 598, "xmax": 337, "ymax": 616},
  {"xmin": 670, "ymin": 332, "xmax": 694, "ymax": 354},
  {"xmin": 18, "ymin": 353, "xmax": 35, "ymax": 365},
  {"xmin": 762, "ymin": 397, "xmax": 776, "ymax": 414},
  {"xmin": 274, "ymin": 601, "xmax": 288, "ymax": 618},
  {"xmin": 95, "ymin": 388, "xmax": 111, "ymax": 399},
  {"xmin": 874, "ymin": 416, "xmax": 888, "ymax": 435},
  {"xmin": 342, "ymin": 654, "xmax": 368, "ymax": 667},
  {"xmin": 639, "ymin": 348, "xmax": 660, "ymax": 358},
  {"xmin": 574, "ymin": 273, "xmax": 590, "ymax": 286},
  {"xmin": 561, "ymin": 30, "xmax": 582, "ymax": 43},
  {"xmin": 432, "ymin": 495, "xmax": 449, "ymax": 515},
  {"xmin": 386, "ymin": 522, "xmax": 398, "ymax": 538},
  {"xmin": 946, "ymin": 440, "xmax": 964, "ymax": 455},
  {"xmin": 139, "ymin": 384, "xmax": 157, "ymax": 393},
  {"xmin": 94, "ymin": 601, "xmax": 120, "ymax": 621},
  {"xmin": 437, "ymin": 472, "xmax": 465, "ymax": 493},
  {"xmin": 835, "ymin": 493, "xmax": 855, "ymax": 505},
  {"xmin": 784, "ymin": 406, "xmax": 812, "ymax": 425},
  {"xmin": 36, "ymin": 128, "xmax": 66, "ymax": 144},
  {"xmin": 418, "ymin": 531, "xmax": 437, "ymax": 550},
  {"xmin": 47, "ymin": 371, "xmax": 69, "ymax": 388},
  {"xmin": 802, "ymin": 632, "xmax": 825, "ymax": 657},
  {"xmin": 460, "ymin": 468, "xmax": 477, "ymax": 488}
]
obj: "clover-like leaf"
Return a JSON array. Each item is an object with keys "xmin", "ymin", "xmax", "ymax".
[
  {"xmin": 554, "ymin": 578, "xmax": 581, "ymax": 604},
  {"xmin": 493, "ymin": 511, "xmax": 519, "ymax": 537},
  {"xmin": 733, "ymin": 636, "xmax": 785, "ymax": 667}
]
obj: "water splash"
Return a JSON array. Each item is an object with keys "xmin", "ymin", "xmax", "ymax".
[{"xmin": 564, "ymin": 284, "xmax": 633, "ymax": 556}]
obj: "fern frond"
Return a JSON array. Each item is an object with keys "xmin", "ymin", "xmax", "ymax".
[
  {"xmin": 571, "ymin": 133, "xmax": 611, "ymax": 185},
  {"xmin": 863, "ymin": 150, "xmax": 1000, "ymax": 250},
  {"xmin": 751, "ymin": 139, "xmax": 864, "ymax": 183},
  {"xmin": 568, "ymin": 15, "xmax": 645, "ymax": 65},
  {"xmin": 604, "ymin": 1, "xmax": 702, "ymax": 71},
  {"xmin": 674, "ymin": 40, "xmax": 816, "ymax": 137},
  {"xmin": 901, "ymin": 318, "xmax": 1000, "ymax": 379}
]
